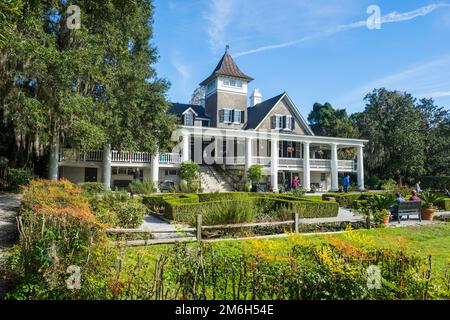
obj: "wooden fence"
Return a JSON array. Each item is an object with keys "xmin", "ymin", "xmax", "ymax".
[{"xmin": 106, "ymin": 213, "xmax": 301, "ymax": 247}]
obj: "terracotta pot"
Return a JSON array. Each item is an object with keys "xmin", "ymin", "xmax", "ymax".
[
  {"xmin": 421, "ymin": 208, "xmax": 435, "ymax": 221},
  {"xmin": 383, "ymin": 213, "xmax": 390, "ymax": 226}
]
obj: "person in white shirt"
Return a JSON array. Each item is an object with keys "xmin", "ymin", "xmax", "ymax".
[{"xmin": 415, "ymin": 181, "xmax": 422, "ymax": 193}]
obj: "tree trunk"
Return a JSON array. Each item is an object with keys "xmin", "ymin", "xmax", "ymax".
[{"xmin": 48, "ymin": 134, "xmax": 59, "ymax": 180}]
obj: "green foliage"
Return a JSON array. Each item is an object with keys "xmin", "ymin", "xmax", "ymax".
[
  {"xmin": 247, "ymin": 164, "xmax": 263, "ymax": 184},
  {"xmin": 367, "ymin": 194, "xmax": 396, "ymax": 211},
  {"xmin": 292, "ymin": 188, "xmax": 306, "ymax": 197},
  {"xmin": 381, "ymin": 179, "xmax": 397, "ymax": 191},
  {"xmin": 244, "ymin": 182, "xmax": 252, "ymax": 192},
  {"xmin": 2, "ymin": 179, "xmax": 105, "ymax": 299},
  {"xmin": 420, "ymin": 190, "xmax": 444, "ymax": 209},
  {"xmin": 420, "ymin": 176, "xmax": 450, "ymax": 190},
  {"xmin": 0, "ymin": 0, "xmax": 176, "ymax": 172},
  {"xmin": 366, "ymin": 175, "xmax": 381, "ymax": 189},
  {"xmin": 352, "ymin": 88, "xmax": 426, "ymax": 180},
  {"xmin": 437, "ymin": 198, "xmax": 450, "ymax": 211},
  {"xmin": 88, "ymin": 191, "xmax": 146, "ymax": 228},
  {"xmin": 179, "ymin": 179, "xmax": 189, "ymax": 193},
  {"xmin": 113, "ymin": 200, "xmax": 147, "ymax": 229},
  {"xmin": 78, "ymin": 182, "xmax": 107, "ymax": 195},
  {"xmin": 128, "ymin": 179, "xmax": 155, "ymax": 195},
  {"xmin": 178, "ymin": 161, "xmax": 200, "ymax": 181},
  {"xmin": 5, "ymin": 168, "xmax": 36, "ymax": 192},
  {"xmin": 163, "ymin": 193, "xmax": 339, "ymax": 225}
]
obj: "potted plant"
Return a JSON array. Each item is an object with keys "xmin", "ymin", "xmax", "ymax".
[
  {"xmin": 368, "ymin": 194, "xmax": 396, "ymax": 226},
  {"xmin": 420, "ymin": 190, "xmax": 443, "ymax": 221}
]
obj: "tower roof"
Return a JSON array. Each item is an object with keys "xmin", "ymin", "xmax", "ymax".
[{"xmin": 200, "ymin": 51, "xmax": 254, "ymax": 86}]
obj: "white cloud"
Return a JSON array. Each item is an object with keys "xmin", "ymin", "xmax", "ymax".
[
  {"xmin": 204, "ymin": 0, "xmax": 236, "ymax": 53},
  {"xmin": 235, "ymin": 3, "xmax": 450, "ymax": 57},
  {"xmin": 171, "ymin": 53, "xmax": 191, "ymax": 90}
]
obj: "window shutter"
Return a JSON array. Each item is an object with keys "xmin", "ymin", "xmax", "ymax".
[
  {"xmin": 282, "ymin": 116, "xmax": 287, "ymax": 129},
  {"xmin": 181, "ymin": 115, "xmax": 185, "ymax": 125},
  {"xmin": 291, "ymin": 117, "xmax": 295, "ymax": 130},
  {"xmin": 231, "ymin": 109, "xmax": 235, "ymax": 122},
  {"xmin": 219, "ymin": 109, "xmax": 224, "ymax": 123},
  {"xmin": 240, "ymin": 111, "xmax": 245, "ymax": 123}
]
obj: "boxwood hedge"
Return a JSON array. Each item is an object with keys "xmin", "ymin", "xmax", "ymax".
[{"xmin": 143, "ymin": 192, "xmax": 339, "ymax": 226}]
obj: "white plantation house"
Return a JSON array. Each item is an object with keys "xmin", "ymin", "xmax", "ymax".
[{"xmin": 58, "ymin": 50, "xmax": 368, "ymax": 192}]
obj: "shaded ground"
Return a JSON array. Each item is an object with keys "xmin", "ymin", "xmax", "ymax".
[{"xmin": 0, "ymin": 193, "xmax": 20, "ymax": 299}]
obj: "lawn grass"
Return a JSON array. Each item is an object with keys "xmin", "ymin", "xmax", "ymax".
[{"xmin": 124, "ymin": 223, "xmax": 450, "ymax": 277}]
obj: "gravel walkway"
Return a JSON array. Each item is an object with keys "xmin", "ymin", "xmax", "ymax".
[
  {"xmin": 0, "ymin": 192, "xmax": 20, "ymax": 299},
  {"xmin": 139, "ymin": 215, "xmax": 194, "ymax": 239}
]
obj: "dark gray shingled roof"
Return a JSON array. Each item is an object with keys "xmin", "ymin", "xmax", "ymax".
[
  {"xmin": 168, "ymin": 103, "xmax": 211, "ymax": 119},
  {"xmin": 200, "ymin": 52, "xmax": 254, "ymax": 86},
  {"xmin": 246, "ymin": 93, "xmax": 285, "ymax": 129}
]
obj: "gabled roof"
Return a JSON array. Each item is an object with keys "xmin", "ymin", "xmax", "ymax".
[
  {"xmin": 200, "ymin": 52, "xmax": 254, "ymax": 86},
  {"xmin": 246, "ymin": 92, "xmax": 315, "ymax": 135},
  {"xmin": 168, "ymin": 103, "xmax": 211, "ymax": 119},
  {"xmin": 246, "ymin": 93, "xmax": 285, "ymax": 129}
]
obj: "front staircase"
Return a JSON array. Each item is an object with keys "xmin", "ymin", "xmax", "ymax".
[{"xmin": 200, "ymin": 165, "xmax": 234, "ymax": 192}]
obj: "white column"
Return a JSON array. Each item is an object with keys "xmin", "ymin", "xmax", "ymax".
[
  {"xmin": 245, "ymin": 137, "xmax": 253, "ymax": 174},
  {"xmin": 270, "ymin": 138, "xmax": 279, "ymax": 192},
  {"xmin": 357, "ymin": 145, "xmax": 364, "ymax": 191},
  {"xmin": 151, "ymin": 153, "xmax": 159, "ymax": 189},
  {"xmin": 102, "ymin": 144, "xmax": 112, "ymax": 190},
  {"xmin": 302, "ymin": 142, "xmax": 310, "ymax": 191},
  {"xmin": 331, "ymin": 143, "xmax": 339, "ymax": 191},
  {"xmin": 181, "ymin": 134, "xmax": 190, "ymax": 162}
]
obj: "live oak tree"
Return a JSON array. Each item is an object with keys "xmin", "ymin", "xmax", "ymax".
[
  {"xmin": 417, "ymin": 98, "xmax": 450, "ymax": 176},
  {"xmin": 352, "ymin": 88, "xmax": 426, "ymax": 181},
  {"xmin": 307, "ymin": 102, "xmax": 357, "ymax": 159},
  {"xmin": 0, "ymin": 0, "xmax": 176, "ymax": 178}
]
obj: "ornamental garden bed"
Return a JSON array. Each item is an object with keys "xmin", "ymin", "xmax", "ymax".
[{"xmin": 143, "ymin": 192, "xmax": 339, "ymax": 226}]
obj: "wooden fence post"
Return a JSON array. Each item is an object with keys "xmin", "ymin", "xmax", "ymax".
[
  {"xmin": 294, "ymin": 212, "xmax": 299, "ymax": 233},
  {"xmin": 196, "ymin": 214, "xmax": 202, "ymax": 241}
]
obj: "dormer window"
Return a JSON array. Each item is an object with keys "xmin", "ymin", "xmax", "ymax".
[{"xmin": 183, "ymin": 112, "xmax": 194, "ymax": 126}]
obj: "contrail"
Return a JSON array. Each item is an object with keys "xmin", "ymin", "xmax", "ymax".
[{"xmin": 235, "ymin": 3, "xmax": 450, "ymax": 57}]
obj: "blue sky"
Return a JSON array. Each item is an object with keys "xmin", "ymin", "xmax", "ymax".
[{"xmin": 152, "ymin": 0, "xmax": 450, "ymax": 116}]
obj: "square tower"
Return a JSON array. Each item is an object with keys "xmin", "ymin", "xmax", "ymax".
[{"xmin": 200, "ymin": 50, "xmax": 253, "ymax": 129}]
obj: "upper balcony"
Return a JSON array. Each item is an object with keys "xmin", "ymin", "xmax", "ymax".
[{"xmin": 58, "ymin": 148, "xmax": 356, "ymax": 171}]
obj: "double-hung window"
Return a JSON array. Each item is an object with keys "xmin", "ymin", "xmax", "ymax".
[
  {"xmin": 183, "ymin": 112, "xmax": 194, "ymax": 126},
  {"xmin": 223, "ymin": 109, "xmax": 233, "ymax": 123},
  {"xmin": 271, "ymin": 115, "xmax": 295, "ymax": 130}
]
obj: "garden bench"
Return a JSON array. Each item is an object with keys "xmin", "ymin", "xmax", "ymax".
[{"xmin": 395, "ymin": 201, "xmax": 421, "ymax": 223}]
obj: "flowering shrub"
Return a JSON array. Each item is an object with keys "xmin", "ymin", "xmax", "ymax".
[{"xmin": 2, "ymin": 180, "xmax": 107, "ymax": 299}]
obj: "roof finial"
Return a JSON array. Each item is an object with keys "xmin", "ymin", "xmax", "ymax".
[{"xmin": 225, "ymin": 45, "xmax": 230, "ymax": 53}]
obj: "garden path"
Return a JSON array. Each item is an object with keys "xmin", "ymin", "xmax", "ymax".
[
  {"xmin": 0, "ymin": 192, "xmax": 20, "ymax": 299},
  {"xmin": 298, "ymin": 207, "xmax": 364, "ymax": 224},
  {"xmin": 0, "ymin": 193, "xmax": 20, "ymax": 250},
  {"xmin": 139, "ymin": 215, "xmax": 195, "ymax": 239}
]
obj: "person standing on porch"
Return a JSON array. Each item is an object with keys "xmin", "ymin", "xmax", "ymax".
[
  {"xmin": 292, "ymin": 176, "xmax": 299, "ymax": 189},
  {"xmin": 343, "ymin": 175, "xmax": 350, "ymax": 193}
]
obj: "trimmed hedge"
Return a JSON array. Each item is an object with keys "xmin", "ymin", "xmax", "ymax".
[
  {"xmin": 322, "ymin": 192, "xmax": 387, "ymax": 207},
  {"xmin": 160, "ymin": 194, "xmax": 338, "ymax": 225},
  {"xmin": 142, "ymin": 193, "xmax": 198, "ymax": 212},
  {"xmin": 197, "ymin": 192, "xmax": 250, "ymax": 202},
  {"xmin": 437, "ymin": 198, "xmax": 450, "ymax": 211}
]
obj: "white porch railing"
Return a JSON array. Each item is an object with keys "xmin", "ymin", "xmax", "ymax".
[
  {"xmin": 279, "ymin": 158, "xmax": 304, "ymax": 168},
  {"xmin": 59, "ymin": 148, "xmax": 103, "ymax": 162},
  {"xmin": 252, "ymin": 156, "xmax": 271, "ymax": 166},
  {"xmin": 159, "ymin": 153, "xmax": 182, "ymax": 165},
  {"xmin": 338, "ymin": 160, "xmax": 356, "ymax": 171},
  {"xmin": 111, "ymin": 151, "xmax": 151, "ymax": 163},
  {"xmin": 224, "ymin": 156, "xmax": 245, "ymax": 165},
  {"xmin": 309, "ymin": 159, "xmax": 331, "ymax": 169}
]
